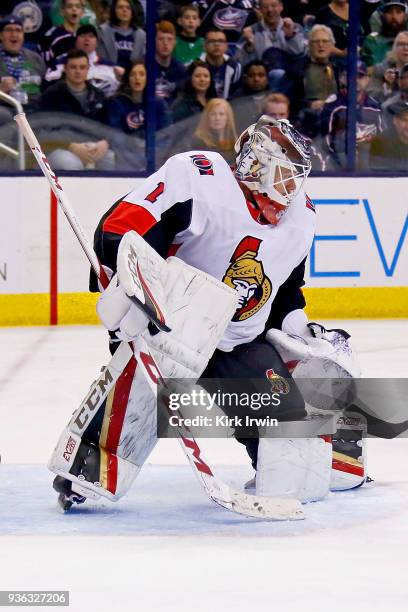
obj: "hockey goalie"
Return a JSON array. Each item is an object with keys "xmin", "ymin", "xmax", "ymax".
[{"xmin": 49, "ymin": 117, "xmax": 367, "ymax": 515}]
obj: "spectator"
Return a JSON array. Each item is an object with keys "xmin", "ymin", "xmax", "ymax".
[
  {"xmin": 321, "ymin": 61, "xmax": 383, "ymax": 169},
  {"xmin": 262, "ymin": 92, "xmax": 292, "ymax": 118},
  {"xmin": 0, "ymin": 16, "xmax": 46, "ymax": 123},
  {"xmin": 230, "ymin": 60, "xmax": 271, "ymax": 132},
  {"xmin": 51, "ymin": 1, "xmax": 98, "ymax": 26},
  {"xmin": 370, "ymin": 99, "xmax": 408, "ymax": 168},
  {"xmin": 369, "ymin": 30, "xmax": 408, "ymax": 101},
  {"xmin": 39, "ymin": 48, "xmax": 114, "ymax": 170},
  {"xmin": 368, "ymin": 0, "xmax": 407, "ymax": 33},
  {"xmin": 236, "ymin": 0, "xmax": 307, "ymax": 66},
  {"xmin": 368, "ymin": 61, "xmax": 399, "ymax": 102},
  {"xmin": 155, "ymin": 20, "xmax": 187, "ymax": 103},
  {"xmin": 106, "ymin": 60, "xmax": 170, "ymax": 134},
  {"xmin": 173, "ymin": 4, "xmax": 204, "ymax": 66},
  {"xmin": 362, "ymin": 0, "xmax": 408, "ymax": 67},
  {"xmin": 191, "ymin": 97, "xmax": 238, "ymax": 163},
  {"xmin": 97, "ymin": 0, "xmax": 146, "ymax": 70},
  {"xmin": 42, "ymin": 0, "xmax": 83, "ymax": 68},
  {"xmin": 232, "ymin": 59, "xmax": 270, "ymax": 98},
  {"xmin": 314, "ymin": 0, "xmax": 364, "ymax": 67},
  {"xmin": 302, "ymin": 25, "xmax": 338, "ymax": 117},
  {"xmin": 194, "ymin": 0, "xmax": 259, "ymax": 44},
  {"xmin": 7, "ymin": 0, "xmax": 52, "ymax": 54},
  {"xmin": 45, "ymin": 24, "xmax": 121, "ymax": 95},
  {"xmin": 170, "ymin": 59, "xmax": 217, "ymax": 122},
  {"xmin": 40, "ymin": 48, "xmax": 106, "ymax": 117},
  {"xmin": 382, "ymin": 62, "xmax": 408, "ymax": 112},
  {"xmin": 202, "ymin": 28, "xmax": 242, "ymax": 98}
]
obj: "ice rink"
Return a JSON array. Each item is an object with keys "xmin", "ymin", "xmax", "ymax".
[{"xmin": 0, "ymin": 321, "xmax": 407, "ymax": 611}]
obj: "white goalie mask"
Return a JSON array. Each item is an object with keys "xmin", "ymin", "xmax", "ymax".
[{"xmin": 234, "ymin": 116, "xmax": 312, "ymax": 224}]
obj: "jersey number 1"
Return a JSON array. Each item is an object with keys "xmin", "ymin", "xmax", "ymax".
[{"xmin": 145, "ymin": 182, "xmax": 165, "ymax": 203}]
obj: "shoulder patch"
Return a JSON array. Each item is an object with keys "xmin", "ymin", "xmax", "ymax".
[{"xmin": 190, "ymin": 154, "xmax": 214, "ymax": 176}]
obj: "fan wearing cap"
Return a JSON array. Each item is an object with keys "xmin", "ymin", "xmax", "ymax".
[
  {"xmin": 362, "ymin": 0, "xmax": 408, "ymax": 67},
  {"xmin": 370, "ymin": 99, "xmax": 408, "ymax": 168},
  {"xmin": 44, "ymin": 24, "xmax": 120, "ymax": 95},
  {"xmin": 321, "ymin": 60, "xmax": 383, "ymax": 169},
  {"xmin": 0, "ymin": 15, "xmax": 45, "ymax": 120}
]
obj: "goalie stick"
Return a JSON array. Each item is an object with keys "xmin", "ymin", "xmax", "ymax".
[{"xmin": 15, "ymin": 112, "xmax": 304, "ymax": 521}]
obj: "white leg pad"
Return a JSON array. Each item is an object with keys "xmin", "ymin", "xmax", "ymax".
[{"xmin": 256, "ymin": 437, "xmax": 332, "ymax": 503}]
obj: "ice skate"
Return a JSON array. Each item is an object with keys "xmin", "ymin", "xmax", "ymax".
[{"xmin": 53, "ymin": 476, "xmax": 86, "ymax": 512}]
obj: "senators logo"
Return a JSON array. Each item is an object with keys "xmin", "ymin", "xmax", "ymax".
[
  {"xmin": 223, "ymin": 237, "xmax": 272, "ymax": 321},
  {"xmin": 266, "ymin": 369, "xmax": 290, "ymax": 395},
  {"xmin": 190, "ymin": 154, "xmax": 214, "ymax": 175}
]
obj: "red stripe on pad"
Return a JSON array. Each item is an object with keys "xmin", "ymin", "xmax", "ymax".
[
  {"xmin": 107, "ymin": 453, "xmax": 118, "ymax": 495},
  {"xmin": 105, "ymin": 356, "xmax": 137, "ymax": 493},
  {"xmin": 103, "ymin": 201, "xmax": 157, "ymax": 236},
  {"xmin": 332, "ymin": 459, "xmax": 364, "ymax": 477}
]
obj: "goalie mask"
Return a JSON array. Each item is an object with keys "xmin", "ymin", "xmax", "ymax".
[{"xmin": 234, "ymin": 116, "xmax": 311, "ymax": 224}]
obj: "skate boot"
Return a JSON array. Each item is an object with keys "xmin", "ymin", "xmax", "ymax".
[
  {"xmin": 331, "ymin": 415, "xmax": 370, "ymax": 490},
  {"xmin": 53, "ymin": 476, "xmax": 87, "ymax": 512}
]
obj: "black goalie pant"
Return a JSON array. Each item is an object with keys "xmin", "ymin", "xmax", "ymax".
[{"xmin": 200, "ymin": 338, "xmax": 306, "ymax": 469}]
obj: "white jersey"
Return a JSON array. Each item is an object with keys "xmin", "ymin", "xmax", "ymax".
[{"xmin": 103, "ymin": 151, "xmax": 316, "ymax": 351}]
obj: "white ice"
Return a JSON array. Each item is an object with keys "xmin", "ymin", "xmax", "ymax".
[{"xmin": 0, "ymin": 321, "xmax": 407, "ymax": 612}]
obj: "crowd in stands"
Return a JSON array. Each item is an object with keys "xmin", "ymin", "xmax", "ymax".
[{"xmin": 1, "ymin": 0, "xmax": 408, "ymax": 171}]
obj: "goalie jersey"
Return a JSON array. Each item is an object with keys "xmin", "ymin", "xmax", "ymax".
[{"xmin": 93, "ymin": 151, "xmax": 316, "ymax": 351}]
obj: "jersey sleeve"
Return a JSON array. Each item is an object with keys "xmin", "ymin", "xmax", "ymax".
[
  {"xmin": 262, "ymin": 258, "xmax": 307, "ymax": 332},
  {"xmin": 103, "ymin": 155, "xmax": 194, "ymax": 235},
  {"xmin": 90, "ymin": 156, "xmax": 194, "ymax": 291}
]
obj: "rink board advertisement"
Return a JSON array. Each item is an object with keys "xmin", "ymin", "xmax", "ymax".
[{"xmin": 0, "ymin": 176, "xmax": 407, "ymax": 324}]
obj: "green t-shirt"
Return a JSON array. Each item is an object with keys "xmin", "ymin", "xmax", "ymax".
[
  {"xmin": 361, "ymin": 32, "xmax": 394, "ymax": 67},
  {"xmin": 173, "ymin": 34, "xmax": 204, "ymax": 66}
]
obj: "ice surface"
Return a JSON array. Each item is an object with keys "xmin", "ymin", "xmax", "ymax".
[{"xmin": 0, "ymin": 322, "xmax": 407, "ymax": 611}]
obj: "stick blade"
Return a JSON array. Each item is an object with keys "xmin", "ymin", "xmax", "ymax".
[{"xmin": 212, "ymin": 490, "xmax": 305, "ymax": 521}]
